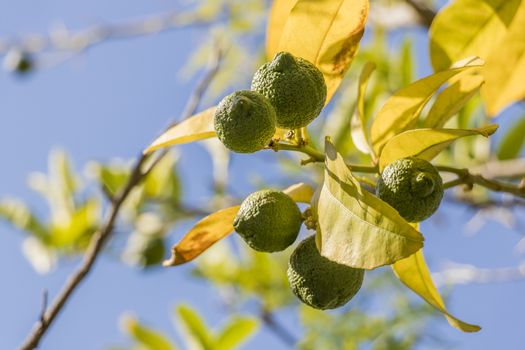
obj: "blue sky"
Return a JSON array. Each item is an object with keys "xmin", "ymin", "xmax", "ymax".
[{"xmin": 1, "ymin": 1, "xmax": 524, "ymax": 349}]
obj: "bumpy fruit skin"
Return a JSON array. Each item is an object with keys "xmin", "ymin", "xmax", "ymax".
[
  {"xmin": 251, "ymin": 52, "xmax": 327, "ymax": 129},
  {"xmin": 288, "ymin": 235, "xmax": 365, "ymax": 310},
  {"xmin": 214, "ymin": 90, "xmax": 276, "ymax": 153},
  {"xmin": 233, "ymin": 189, "xmax": 302, "ymax": 252},
  {"xmin": 376, "ymin": 157, "xmax": 444, "ymax": 222}
]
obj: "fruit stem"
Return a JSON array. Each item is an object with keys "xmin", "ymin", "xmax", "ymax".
[{"xmin": 269, "ymin": 142, "xmax": 378, "ymax": 173}]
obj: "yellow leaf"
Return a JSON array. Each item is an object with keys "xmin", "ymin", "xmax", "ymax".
[
  {"xmin": 370, "ymin": 58, "xmax": 483, "ymax": 156},
  {"xmin": 392, "ymin": 249, "xmax": 481, "ymax": 333},
  {"xmin": 425, "ymin": 74, "xmax": 484, "ymax": 128},
  {"xmin": 282, "ymin": 182, "xmax": 314, "ymax": 203},
  {"xmin": 266, "ymin": 0, "xmax": 298, "ymax": 59},
  {"xmin": 163, "ymin": 182, "xmax": 312, "ymax": 266},
  {"xmin": 316, "ymin": 139, "xmax": 423, "ymax": 270},
  {"xmin": 277, "ymin": 0, "xmax": 369, "ymax": 103},
  {"xmin": 482, "ymin": 3, "xmax": 525, "ymax": 116},
  {"xmin": 429, "ymin": 0, "xmax": 519, "ymax": 72},
  {"xmin": 350, "ymin": 62, "xmax": 376, "ymax": 156},
  {"xmin": 144, "ymin": 107, "xmax": 217, "ymax": 154},
  {"xmin": 379, "ymin": 125, "xmax": 499, "ymax": 171},
  {"xmin": 163, "ymin": 205, "xmax": 240, "ymax": 267},
  {"xmin": 429, "ymin": 0, "xmax": 525, "ymax": 116}
]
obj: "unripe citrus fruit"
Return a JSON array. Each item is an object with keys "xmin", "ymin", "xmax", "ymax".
[
  {"xmin": 288, "ymin": 235, "xmax": 365, "ymax": 310},
  {"xmin": 376, "ymin": 157, "xmax": 444, "ymax": 222},
  {"xmin": 233, "ymin": 189, "xmax": 302, "ymax": 252},
  {"xmin": 251, "ymin": 52, "xmax": 326, "ymax": 129},
  {"xmin": 214, "ymin": 90, "xmax": 276, "ymax": 153}
]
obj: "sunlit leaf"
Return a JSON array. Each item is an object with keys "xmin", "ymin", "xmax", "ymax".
[
  {"xmin": 215, "ymin": 317, "xmax": 259, "ymax": 350},
  {"xmin": 379, "ymin": 125, "xmax": 499, "ymax": 170},
  {"xmin": 0, "ymin": 199, "xmax": 48, "ymax": 240},
  {"xmin": 429, "ymin": 0, "xmax": 520, "ymax": 72},
  {"xmin": 122, "ymin": 315, "xmax": 176, "ymax": 350},
  {"xmin": 278, "ymin": 0, "xmax": 369, "ymax": 103},
  {"xmin": 351, "ymin": 62, "xmax": 376, "ymax": 156},
  {"xmin": 176, "ymin": 305, "xmax": 214, "ymax": 349},
  {"xmin": 497, "ymin": 115, "xmax": 525, "ymax": 160},
  {"xmin": 481, "ymin": 3, "xmax": 525, "ymax": 116},
  {"xmin": 144, "ymin": 107, "xmax": 217, "ymax": 154},
  {"xmin": 429, "ymin": 0, "xmax": 525, "ymax": 116},
  {"xmin": 425, "ymin": 74, "xmax": 484, "ymax": 128},
  {"xmin": 316, "ymin": 139, "xmax": 424, "ymax": 269},
  {"xmin": 370, "ymin": 57, "xmax": 483, "ymax": 156},
  {"xmin": 266, "ymin": 0, "xmax": 297, "ymax": 58},
  {"xmin": 282, "ymin": 182, "xmax": 314, "ymax": 203},
  {"xmin": 392, "ymin": 249, "xmax": 481, "ymax": 333},
  {"xmin": 163, "ymin": 205, "xmax": 240, "ymax": 267}
]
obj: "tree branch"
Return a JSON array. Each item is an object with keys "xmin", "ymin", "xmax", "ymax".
[
  {"xmin": 17, "ymin": 43, "xmax": 224, "ymax": 350},
  {"xmin": 260, "ymin": 309, "xmax": 297, "ymax": 348}
]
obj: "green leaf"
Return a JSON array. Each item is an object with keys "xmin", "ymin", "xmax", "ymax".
[
  {"xmin": 350, "ymin": 62, "xmax": 376, "ymax": 156},
  {"xmin": 392, "ymin": 249, "xmax": 481, "ymax": 333},
  {"xmin": 0, "ymin": 199, "xmax": 48, "ymax": 240},
  {"xmin": 429, "ymin": 0, "xmax": 520, "ymax": 72},
  {"xmin": 277, "ymin": 0, "xmax": 370, "ymax": 103},
  {"xmin": 176, "ymin": 305, "xmax": 214, "ymax": 350},
  {"xmin": 215, "ymin": 317, "xmax": 259, "ymax": 350},
  {"xmin": 316, "ymin": 139, "xmax": 424, "ymax": 270},
  {"xmin": 425, "ymin": 74, "xmax": 484, "ymax": 128},
  {"xmin": 497, "ymin": 115, "xmax": 525, "ymax": 160},
  {"xmin": 123, "ymin": 315, "xmax": 176, "ymax": 350},
  {"xmin": 379, "ymin": 125, "xmax": 499, "ymax": 171},
  {"xmin": 370, "ymin": 57, "xmax": 483, "ymax": 156},
  {"xmin": 144, "ymin": 107, "xmax": 217, "ymax": 154}
]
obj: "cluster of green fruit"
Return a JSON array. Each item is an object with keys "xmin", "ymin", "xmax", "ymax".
[
  {"xmin": 213, "ymin": 51, "xmax": 327, "ymax": 153},
  {"xmin": 216, "ymin": 51, "xmax": 445, "ymax": 310}
]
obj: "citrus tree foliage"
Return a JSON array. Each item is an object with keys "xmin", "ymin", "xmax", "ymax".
[{"xmin": 3, "ymin": 0, "xmax": 525, "ymax": 349}]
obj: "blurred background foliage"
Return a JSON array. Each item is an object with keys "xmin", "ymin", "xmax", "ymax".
[{"xmin": 2, "ymin": 0, "xmax": 524, "ymax": 349}]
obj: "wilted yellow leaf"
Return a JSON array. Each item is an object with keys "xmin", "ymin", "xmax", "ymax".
[
  {"xmin": 482, "ymin": 3, "xmax": 525, "ymax": 116},
  {"xmin": 379, "ymin": 125, "xmax": 499, "ymax": 170},
  {"xmin": 425, "ymin": 74, "xmax": 484, "ymax": 128},
  {"xmin": 163, "ymin": 205, "xmax": 240, "ymax": 267},
  {"xmin": 370, "ymin": 58, "xmax": 483, "ymax": 156},
  {"xmin": 266, "ymin": 0, "xmax": 297, "ymax": 59},
  {"xmin": 277, "ymin": 0, "xmax": 369, "ymax": 103},
  {"xmin": 144, "ymin": 107, "xmax": 217, "ymax": 154},
  {"xmin": 392, "ymin": 249, "xmax": 481, "ymax": 333},
  {"xmin": 350, "ymin": 62, "xmax": 376, "ymax": 156},
  {"xmin": 163, "ymin": 182, "xmax": 312, "ymax": 266},
  {"xmin": 316, "ymin": 139, "xmax": 423, "ymax": 270}
]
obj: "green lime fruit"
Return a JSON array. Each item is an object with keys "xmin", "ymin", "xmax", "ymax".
[
  {"xmin": 251, "ymin": 51, "xmax": 327, "ymax": 129},
  {"xmin": 287, "ymin": 235, "xmax": 365, "ymax": 310},
  {"xmin": 376, "ymin": 157, "xmax": 444, "ymax": 222},
  {"xmin": 233, "ymin": 189, "xmax": 302, "ymax": 252},
  {"xmin": 214, "ymin": 90, "xmax": 276, "ymax": 153}
]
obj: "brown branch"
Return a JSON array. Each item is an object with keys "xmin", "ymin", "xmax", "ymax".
[
  {"xmin": 438, "ymin": 165, "xmax": 525, "ymax": 199},
  {"xmin": 17, "ymin": 43, "xmax": 224, "ymax": 350}
]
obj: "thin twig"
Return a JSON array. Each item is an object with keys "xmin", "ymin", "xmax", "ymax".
[
  {"xmin": 0, "ymin": 10, "xmax": 213, "ymax": 57},
  {"xmin": 437, "ymin": 165, "xmax": 525, "ymax": 199},
  {"xmin": 17, "ymin": 42, "xmax": 224, "ymax": 350},
  {"xmin": 261, "ymin": 309, "xmax": 297, "ymax": 347}
]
